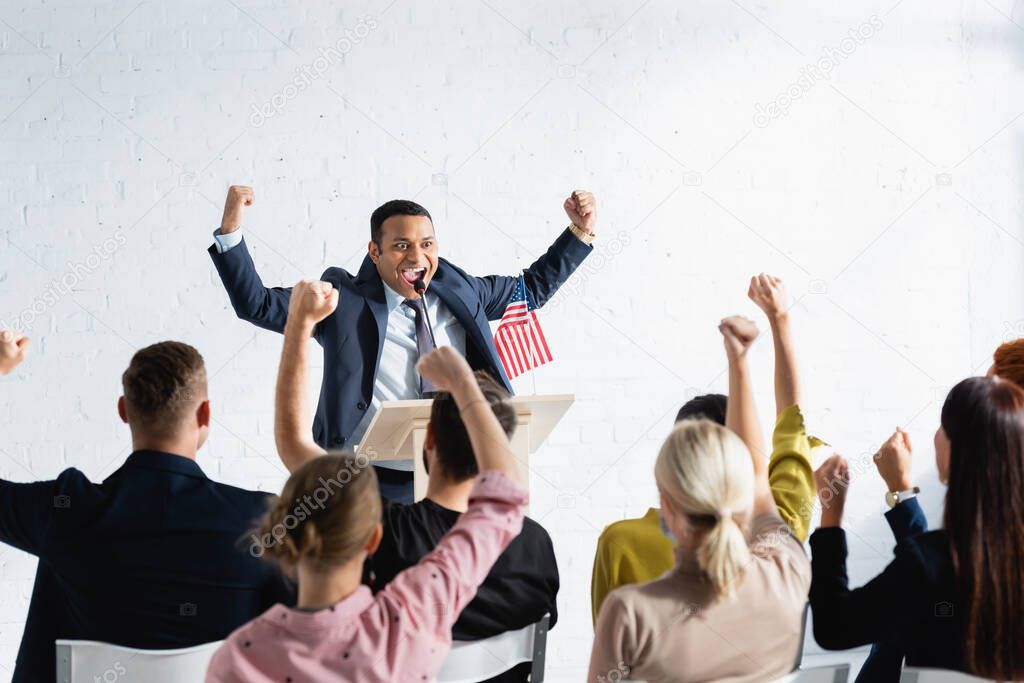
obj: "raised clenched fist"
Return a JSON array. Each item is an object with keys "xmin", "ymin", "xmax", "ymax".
[
  {"xmin": 718, "ymin": 315, "xmax": 759, "ymax": 361},
  {"xmin": 220, "ymin": 185, "xmax": 255, "ymax": 234},
  {"xmin": 813, "ymin": 454, "xmax": 850, "ymax": 527},
  {"xmin": 416, "ymin": 346, "xmax": 474, "ymax": 395},
  {"xmin": 563, "ymin": 190, "xmax": 596, "ymax": 234},
  {"xmin": 0, "ymin": 330, "xmax": 30, "ymax": 375},
  {"xmin": 288, "ymin": 280, "xmax": 339, "ymax": 328},
  {"xmin": 873, "ymin": 428, "xmax": 913, "ymax": 492},
  {"xmin": 748, "ymin": 273, "xmax": 790, "ymax": 320}
]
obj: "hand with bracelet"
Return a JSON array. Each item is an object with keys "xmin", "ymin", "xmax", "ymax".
[
  {"xmin": 874, "ymin": 428, "xmax": 919, "ymax": 508},
  {"xmin": 416, "ymin": 347, "xmax": 523, "ymax": 484}
]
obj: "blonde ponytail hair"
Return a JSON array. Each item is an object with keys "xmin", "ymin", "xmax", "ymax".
[{"xmin": 655, "ymin": 419, "xmax": 755, "ymax": 598}]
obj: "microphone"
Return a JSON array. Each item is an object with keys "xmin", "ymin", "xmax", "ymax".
[{"xmin": 413, "ymin": 277, "xmax": 438, "ymax": 349}]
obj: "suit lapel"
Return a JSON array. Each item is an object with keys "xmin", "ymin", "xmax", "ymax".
[
  {"xmin": 353, "ymin": 256, "xmax": 388, "ymax": 371},
  {"xmin": 429, "ymin": 263, "xmax": 491, "ymax": 360}
]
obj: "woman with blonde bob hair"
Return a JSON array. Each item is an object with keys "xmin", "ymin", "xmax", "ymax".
[{"xmin": 589, "ymin": 313, "xmax": 812, "ymax": 683}]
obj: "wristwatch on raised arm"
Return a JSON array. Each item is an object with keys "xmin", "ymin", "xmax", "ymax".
[
  {"xmin": 885, "ymin": 486, "xmax": 920, "ymax": 509},
  {"xmin": 568, "ymin": 223, "xmax": 596, "ymax": 245}
]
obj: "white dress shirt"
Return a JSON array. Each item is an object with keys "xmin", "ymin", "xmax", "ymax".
[{"xmin": 213, "ymin": 229, "xmax": 467, "ymax": 470}]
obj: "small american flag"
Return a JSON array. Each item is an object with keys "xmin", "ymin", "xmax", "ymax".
[{"xmin": 494, "ymin": 274, "xmax": 553, "ymax": 380}]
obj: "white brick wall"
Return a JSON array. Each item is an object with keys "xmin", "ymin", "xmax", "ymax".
[{"xmin": 2, "ymin": 0, "xmax": 1023, "ymax": 679}]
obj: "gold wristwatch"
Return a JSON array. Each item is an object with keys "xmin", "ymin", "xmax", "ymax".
[{"xmin": 568, "ymin": 223, "xmax": 596, "ymax": 245}]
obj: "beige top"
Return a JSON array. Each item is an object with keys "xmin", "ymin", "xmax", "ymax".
[{"xmin": 588, "ymin": 512, "xmax": 811, "ymax": 683}]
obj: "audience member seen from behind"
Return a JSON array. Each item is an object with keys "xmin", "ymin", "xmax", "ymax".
[
  {"xmin": 206, "ymin": 312, "xmax": 529, "ymax": 682},
  {"xmin": 809, "ymin": 376, "xmax": 1024, "ymax": 680},
  {"xmin": 588, "ymin": 315, "xmax": 811, "ymax": 682},
  {"xmin": 0, "ymin": 339, "xmax": 292, "ymax": 683}
]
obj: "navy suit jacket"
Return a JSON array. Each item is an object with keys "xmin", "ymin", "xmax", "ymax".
[
  {"xmin": 854, "ymin": 497, "xmax": 929, "ymax": 683},
  {"xmin": 2, "ymin": 451, "xmax": 293, "ymax": 683},
  {"xmin": 209, "ymin": 228, "xmax": 592, "ymax": 449}
]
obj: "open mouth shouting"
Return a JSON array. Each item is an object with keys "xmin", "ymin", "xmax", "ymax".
[{"xmin": 399, "ymin": 266, "xmax": 428, "ymax": 289}]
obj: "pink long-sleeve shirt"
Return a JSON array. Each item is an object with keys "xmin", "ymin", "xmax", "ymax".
[{"xmin": 205, "ymin": 471, "xmax": 527, "ymax": 683}]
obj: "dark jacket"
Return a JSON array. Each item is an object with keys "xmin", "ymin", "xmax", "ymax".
[
  {"xmin": 2, "ymin": 451, "xmax": 292, "ymax": 683},
  {"xmin": 810, "ymin": 522, "xmax": 965, "ymax": 675},
  {"xmin": 855, "ymin": 497, "xmax": 929, "ymax": 683},
  {"xmin": 208, "ymin": 228, "xmax": 593, "ymax": 449}
]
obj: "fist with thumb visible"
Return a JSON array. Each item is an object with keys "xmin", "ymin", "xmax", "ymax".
[
  {"xmin": 288, "ymin": 280, "xmax": 339, "ymax": 327},
  {"xmin": 0, "ymin": 330, "xmax": 30, "ymax": 375},
  {"xmin": 220, "ymin": 185, "xmax": 254, "ymax": 234}
]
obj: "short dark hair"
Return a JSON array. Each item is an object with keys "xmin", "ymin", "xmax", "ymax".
[
  {"xmin": 370, "ymin": 199, "xmax": 432, "ymax": 246},
  {"xmin": 430, "ymin": 371, "xmax": 516, "ymax": 482},
  {"xmin": 676, "ymin": 393, "xmax": 728, "ymax": 426},
  {"xmin": 122, "ymin": 341, "xmax": 207, "ymax": 437}
]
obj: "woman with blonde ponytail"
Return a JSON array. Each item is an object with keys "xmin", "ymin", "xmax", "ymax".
[{"xmin": 589, "ymin": 305, "xmax": 812, "ymax": 683}]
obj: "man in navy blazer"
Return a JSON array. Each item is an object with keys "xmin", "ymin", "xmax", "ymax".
[
  {"xmin": 0, "ymin": 338, "xmax": 292, "ymax": 683},
  {"xmin": 209, "ymin": 186, "xmax": 596, "ymax": 501}
]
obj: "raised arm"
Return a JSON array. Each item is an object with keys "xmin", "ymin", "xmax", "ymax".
[
  {"xmin": 749, "ymin": 274, "xmax": 817, "ymax": 540},
  {"xmin": 719, "ymin": 315, "xmax": 773, "ymax": 516},
  {"xmin": 208, "ymin": 185, "xmax": 293, "ymax": 333},
  {"xmin": 417, "ymin": 347, "xmax": 521, "ymax": 483},
  {"xmin": 274, "ymin": 280, "xmax": 334, "ymax": 472},
  {"xmin": 376, "ymin": 346, "xmax": 527, "ymax": 641},
  {"xmin": 748, "ymin": 273, "xmax": 799, "ymax": 414},
  {"xmin": 473, "ymin": 190, "xmax": 596, "ymax": 319},
  {"xmin": 0, "ymin": 331, "xmax": 30, "ymax": 375}
]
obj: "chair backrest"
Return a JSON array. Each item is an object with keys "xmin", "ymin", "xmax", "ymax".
[
  {"xmin": 55, "ymin": 639, "xmax": 222, "ymax": 683},
  {"xmin": 621, "ymin": 663, "xmax": 850, "ymax": 683},
  {"xmin": 437, "ymin": 614, "xmax": 549, "ymax": 683},
  {"xmin": 771, "ymin": 664, "xmax": 851, "ymax": 683},
  {"xmin": 901, "ymin": 668, "xmax": 1000, "ymax": 682}
]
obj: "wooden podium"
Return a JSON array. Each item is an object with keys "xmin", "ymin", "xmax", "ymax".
[{"xmin": 356, "ymin": 395, "xmax": 574, "ymax": 501}]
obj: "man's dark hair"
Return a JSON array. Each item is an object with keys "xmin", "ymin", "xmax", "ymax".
[
  {"xmin": 370, "ymin": 199, "xmax": 432, "ymax": 246},
  {"xmin": 675, "ymin": 393, "xmax": 728, "ymax": 426},
  {"xmin": 429, "ymin": 370, "xmax": 516, "ymax": 482},
  {"xmin": 122, "ymin": 341, "xmax": 207, "ymax": 437}
]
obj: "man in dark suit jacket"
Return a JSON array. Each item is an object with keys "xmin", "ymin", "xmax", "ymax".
[
  {"xmin": 208, "ymin": 186, "xmax": 596, "ymax": 501},
  {"xmin": 0, "ymin": 340, "xmax": 292, "ymax": 683}
]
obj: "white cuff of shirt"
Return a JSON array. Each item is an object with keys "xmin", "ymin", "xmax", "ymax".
[{"xmin": 212, "ymin": 228, "xmax": 243, "ymax": 254}]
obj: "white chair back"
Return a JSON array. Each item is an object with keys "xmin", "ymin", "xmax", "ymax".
[
  {"xmin": 901, "ymin": 668, "xmax": 1001, "ymax": 682},
  {"xmin": 437, "ymin": 615, "xmax": 549, "ymax": 683},
  {"xmin": 56, "ymin": 639, "xmax": 222, "ymax": 683},
  {"xmin": 621, "ymin": 663, "xmax": 850, "ymax": 683},
  {"xmin": 772, "ymin": 664, "xmax": 851, "ymax": 682}
]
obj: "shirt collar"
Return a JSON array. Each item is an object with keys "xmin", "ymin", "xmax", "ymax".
[
  {"xmin": 382, "ymin": 281, "xmax": 406, "ymax": 313},
  {"xmin": 265, "ymin": 586, "xmax": 375, "ymax": 634},
  {"xmin": 382, "ymin": 282, "xmax": 433, "ymax": 314}
]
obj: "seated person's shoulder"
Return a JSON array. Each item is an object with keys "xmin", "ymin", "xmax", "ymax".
[
  {"xmin": 598, "ymin": 511, "xmax": 662, "ymax": 547},
  {"xmin": 748, "ymin": 511, "xmax": 810, "ymax": 584},
  {"xmin": 894, "ymin": 529, "xmax": 952, "ymax": 582}
]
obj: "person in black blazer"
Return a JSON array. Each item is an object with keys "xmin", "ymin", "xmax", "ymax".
[
  {"xmin": 0, "ymin": 339, "xmax": 292, "ymax": 683},
  {"xmin": 208, "ymin": 186, "xmax": 595, "ymax": 501},
  {"xmin": 809, "ymin": 377, "xmax": 1024, "ymax": 681},
  {"xmin": 855, "ymin": 428, "xmax": 929, "ymax": 683}
]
